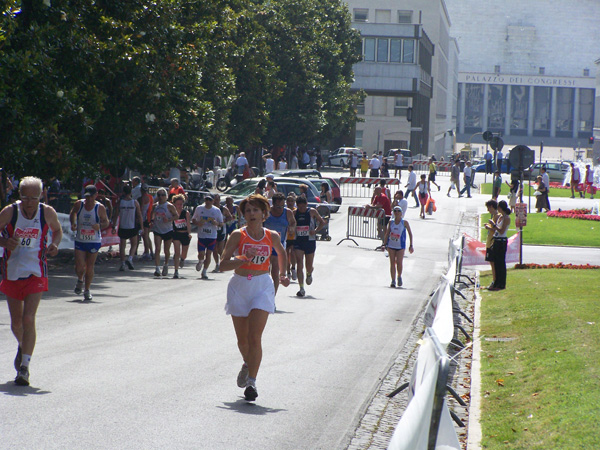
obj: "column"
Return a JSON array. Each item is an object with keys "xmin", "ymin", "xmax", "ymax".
[
  {"xmin": 572, "ymin": 88, "xmax": 580, "ymax": 139},
  {"xmin": 459, "ymin": 83, "xmax": 466, "ymax": 134},
  {"xmin": 550, "ymin": 86, "xmax": 557, "ymax": 137},
  {"xmin": 504, "ymin": 85, "xmax": 512, "ymax": 137},
  {"xmin": 527, "ymin": 86, "xmax": 535, "ymax": 137},
  {"xmin": 482, "ymin": 84, "xmax": 489, "ymax": 132}
]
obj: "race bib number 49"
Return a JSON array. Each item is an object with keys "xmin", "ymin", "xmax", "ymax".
[{"xmin": 15, "ymin": 227, "xmax": 40, "ymax": 248}]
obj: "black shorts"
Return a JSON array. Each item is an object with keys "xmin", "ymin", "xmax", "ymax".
[
  {"xmin": 428, "ymin": 172, "xmax": 436, "ymax": 182},
  {"xmin": 216, "ymin": 230, "xmax": 226, "ymax": 242},
  {"xmin": 154, "ymin": 230, "xmax": 174, "ymax": 241},
  {"xmin": 286, "ymin": 239, "xmax": 295, "ymax": 248},
  {"xmin": 143, "ymin": 220, "xmax": 150, "ymax": 228},
  {"xmin": 118, "ymin": 227, "xmax": 138, "ymax": 240},
  {"xmin": 294, "ymin": 239, "xmax": 316, "ymax": 255},
  {"xmin": 173, "ymin": 233, "xmax": 191, "ymax": 246}
]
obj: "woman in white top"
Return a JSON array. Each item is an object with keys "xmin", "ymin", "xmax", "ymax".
[
  {"xmin": 417, "ymin": 174, "xmax": 431, "ymax": 219},
  {"xmin": 278, "ymin": 158, "xmax": 287, "ymax": 170},
  {"xmin": 484, "ymin": 200, "xmax": 510, "ymax": 291},
  {"xmin": 383, "ymin": 206, "xmax": 414, "ymax": 288}
]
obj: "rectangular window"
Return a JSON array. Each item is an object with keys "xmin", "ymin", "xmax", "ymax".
[
  {"xmin": 583, "ymin": 68, "xmax": 590, "ymax": 77},
  {"xmin": 494, "ymin": 65, "xmax": 501, "ymax": 74},
  {"xmin": 487, "ymin": 85, "xmax": 506, "ymax": 129},
  {"xmin": 375, "ymin": 9, "xmax": 391, "ymax": 23},
  {"xmin": 534, "ymin": 86, "xmax": 551, "ymax": 130},
  {"xmin": 403, "ymin": 40, "xmax": 415, "ymax": 63},
  {"xmin": 539, "ymin": 67, "xmax": 545, "ymax": 75},
  {"xmin": 377, "ymin": 39, "xmax": 389, "ymax": 62},
  {"xmin": 394, "ymin": 97, "xmax": 410, "ymax": 117},
  {"xmin": 372, "ymin": 96, "xmax": 387, "ymax": 116},
  {"xmin": 355, "ymin": 130, "xmax": 363, "ymax": 148},
  {"xmin": 510, "ymin": 85, "xmax": 529, "ymax": 131},
  {"xmin": 363, "ymin": 38, "xmax": 375, "ymax": 62},
  {"xmin": 465, "ymin": 83, "xmax": 484, "ymax": 129},
  {"xmin": 390, "ymin": 39, "xmax": 402, "ymax": 62},
  {"xmin": 398, "ymin": 10, "xmax": 412, "ymax": 23},
  {"xmin": 356, "ymin": 102, "xmax": 365, "ymax": 115},
  {"xmin": 556, "ymin": 88, "xmax": 574, "ymax": 133},
  {"xmin": 354, "ymin": 8, "xmax": 368, "ymax": 23},
  {"xmin": 579, "ymin": 88, "xmax": 594, "ymax": 132}
]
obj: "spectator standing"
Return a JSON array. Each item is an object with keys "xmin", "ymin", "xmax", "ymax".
[
  {"xmin": 486, "ymin": 200, "xmax": 511, "ymax": 291},
  {"xmin": 505, "ymin": 177, "xmax": 520, "ymax": 209},
  {"xmin": 369, "ymin": 153, "xmax": 381, "ymax": 178},
  {"xmin": 485, "ymin": 149, "xmax": 493, "ymax": 174},
  {"xmin": 483, "ymin": 200, "xmax": 499, "ymax": 289},
  {"xmin": 535, "ymin": 176, "xmax": 549, "ymax": 212},
  {"xmin": 263, "ymin": 154, "xmax": 275, "ymax": 174},
  {"xmin": 290, "ymin": 152, "xmax": 299, "ymax": 170},
  {"xmin": 541, "ymin": 166, "xmax": 551, "ymax": 210},
  {"xmin": 278, "ymin": 158, "xmax": 287, "ymax": 170},
  {"xmin": 496, "ymin": 150, "xmax": 504, "ymax": 173},
  {"xmin": 405, "ymin": 165, "xmax": 419, "ymax": 207},
  {"xmin": 394, "ymin": 151, "xmax": 403, "ymax": 179},
  {"xmin": 491, "ymin": 170, "xmax": 502, "ymax": 201},
  {"xmin": 168, "ymin": 178, "xmax": 186, "ymax": 202},
  {"xmin": 447, "ymin": 160, "xmax": 462, "ymax": 198},
  {"xmin": 391, "ymin": 190, "xmax": 408, "ymax": 218},
  {"xmin": 350, "ymin": 151, "xmax": 359, "ymax": 177},
  {"xmin": 428, "ymin": 158, "xmax": 440, "ymax": 191},
  {"xmin": 131, "ymin": 176, "xmax": 142, "ymax": 202},
  {"xmin": 367, "ymin": 186, "xmax": 392, "ymax": 248},
  {"xmin": 459, "ymin": 161, "xmax": 473, "ymax": 198},
  {"xmin": 360, "ymin": 153, "xmax": 369, "ymax": 177},
  {"xmin": 236, "ymin": 152, "xmax": 250, "ymax": 179},
  {"xmin": 570, "ymin": 163, "xmax": 582, "ymax": 198},
  {"xmin": 316, "ymin": 151, "xmax": 322, "ymax": 171},
  {"xmin": 584, "ymin": 164, "xmax": 595, "ymax": 199},
  {"xmin": 301, "ymin": 149, "xmax": 310, "ymax": 169}
]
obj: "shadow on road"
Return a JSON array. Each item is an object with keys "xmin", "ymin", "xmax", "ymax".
[
  {"xmin": 0, "ymin": 381, "xmax": 52, "ymax": 397},
  {"xmin": 217, "ymin": 399, "xmax": 287, "ymax": 416}
]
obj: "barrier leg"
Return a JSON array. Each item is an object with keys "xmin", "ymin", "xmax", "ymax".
[
  {"xmin": 455, "ymin": 324, "xmax": 471, "ymax": 341},
  {"xmin": 337, "ymin": 237, "xmax": 359, "ymax": 246},
  {"xmin": 446, "ymin": 385, "xmax": 467, "ymax": 407},
  {"xmin": 449, "ymin": 410, "xmax": 466, "ymax": 428},
  {"xmin": 386, "ymin": 382, "xmax": 409, "ymax": 398}
]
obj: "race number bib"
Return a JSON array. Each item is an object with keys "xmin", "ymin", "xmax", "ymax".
[
  {"xmin": 15, "ymin": 227, "xmax": 40, "ymax": 248},
  {"xmin": 296, "ymin": 225, "xmax": 310, "ymax": 237},
  {"xmin": 174, "ymin": 219, "xmax": 186, "ymax": 229},
  {"xmin": 78, "ymin": 228, "xmax": 96, "ymax": 241},
  {"xmin": 242, "ymin": 243, "xmax": 270, "ymax": 265},
  {"xmin": 389, "ymin": 232, "xmax": 400, "ymax": 242}
]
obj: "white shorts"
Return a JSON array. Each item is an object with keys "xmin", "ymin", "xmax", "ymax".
[{"xmin": 225, "ymin": 273, "xmax": 275, "ymax": 317}]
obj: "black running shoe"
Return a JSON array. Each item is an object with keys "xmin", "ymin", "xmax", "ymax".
[
  {"xmin": 15, "ymin": 366, "xmax": 30, "ymax": 386},
  {"xmin": 244, "ymin": 384, "xmax": 258, "ymax": 401},
  {"xmin": 14, "ymin": 346, "xmax": 22, "ymax": 372}
]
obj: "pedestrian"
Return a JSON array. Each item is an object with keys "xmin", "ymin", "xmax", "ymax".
[
  {"xmin": 301, "ymin": 149, "xmax": 310, "ymax": 169},
  {"xmin": 290, "ymin": 151, "xmax": 299, "ymax": 170},
  {"xmin": 219, "ymin": 194, "xmax": 290, "ymax": 402},
  {"xmin": 263, "ymin": 192, "xmax": 296, "ymax": 293},
  {"xmin": 417, "ymin": 174, "xmax": 430, "ymax": 219},
  {"xmin": 316, "ymin": 151, "xmax": 322, "ymax": 171},
  {"xmin": 285, "ymin": 194, "xmax": 297, "ymax": 280},
  {"xmin": 224, "ymin": 196, "xmax": 238, "ymax": 238},
  {"xmin": 405, "ymin": 165, "xmax": 419, "ymax": 207},
  {"xmin": 360, "ymin": 153, "xmax": 369, "ymax": 177},
  {"xmin": 584, "ymin": 164, "xmax": 595, "ymax": 199},
  {"xmin": 368, "ymin": 186, "xmax": 392, "ymax": 247},
  {"xmin": 394, "ymin": 150, "xmax": 403, "ymax": 179},
  {"xmin": 391, "ymin": 190, "xmax": 408, "ymax": 218},
  {"xmin": 428, "ymin": 158, "xmax": 440, "ymax": 191},
  {"xmin": 447, "ymin": 160, "xmax": 462, "ymax": 197},
  {"xmin": 372, "ymin": 179, "xmax": 391, "ymax": 201},
  {"xmin": 380, "ymin": 159, "xmax": 390, "ymax": 178},
  {"xmin": 496, "ymin": 149, "xmax": 504, "ymax": 173},
  {"xmin": 139, "ymin": 184, "xmax": 154, "ymax": 260},
  {"xmin": 350, "ymin": 151, "xmax": 359, "ymax": 177},
  {"xmin": 485, "ymin": 200, "xmax": 510, "ymax": 291},
  {"xmin": 293, "ymin": 195, "xmax": 326, "ymax": 297},
  {"xmin": 369, "ymin": 153, "xmax": 381, "ymax": 178},
  {"xmin": 459, "ymin": 161, "xmax": 473, "ymax": 198},
  {"xmin": 383, "ymin": 206, "xmax": 414, "ymax": 287},
  {"xmin": 236, "ymin": 152, "xmax": 250, "ymax": 180},
  {"xmin": 116, "ymin": 184, "xmax": 143, "ymax": 271},
  {"xmin": 319, "ymin": 182, "xmax": 332, "ymax": 203},
  {"xmin": 0, "ymin": 176, "xmax": 63, "ymax": 386},
  {"xmin": 131, "ymin": 176, "xmax": 142, "ymax": 202},
  {"xmin": 69, "ymin": 185, "xmax": 110, "ymax": 301},
  {"xmin": 541, "ymin": 166, "xmax": 551, "ymax": 210},
  {"xmin": 485, "ymin": 149, "xmax": 493, "ymax": 174},
  {"xmin": 491, "ymin": 170, "xmax": 502, "ymax": 201},
  {"xmin": 277, "ymin": 157, "xmax": 287, "ymax": 170},
  {"xmin": 192, "ymin": 195, "xmax": 224, "ymax": 279},
  {"xmin": 171, "ymin": 194, "xmax": 191, "ymax": 279},
  {"xmin": 483, "ymin": 200, "xmax": 499, "ymax": 289},
  {"xmin": 570, "ymin": 162, "xmax": 582, "ymax": 198},
  {"xmin": 262, "ymin": 153, "xmax": 275, "ymax": 174},
  {"xmin": 151, "ymin": 187, "xmax": 177, "ymax": 277},
  {"xmin": 535, "ymin": 176, "xmax": 549, "ymax": 213},
  {"xmin": 505, "ymin": 177, "xmax": 519, "ymax": 209}
]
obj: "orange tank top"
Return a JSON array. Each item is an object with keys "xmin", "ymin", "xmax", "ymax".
[{"xmin": 237, "ymin": 227, "xmax": 273, "ymax": 272}]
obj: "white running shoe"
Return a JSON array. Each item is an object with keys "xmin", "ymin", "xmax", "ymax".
[
  {"xmin": 83, "ymin": 290, "xmax": 93, "ymax": 301},
  {"xmin": 306, "ymin": 273, "xmax": 313, "ymax": 285},
  {"xmin": 74, "ymin": 280, "xmax": 84, "ymax": 295},
  {"xmin": 291, "ymin": 269, "xmax": 297, "ymax": 280},
  {"xmin": 201, "ymin": 269, "xmax": 208, "ymax": 280}
]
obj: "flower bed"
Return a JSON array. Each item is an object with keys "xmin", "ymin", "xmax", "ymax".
[
  {"xmin": 515, "ymin": 263, "xmax": 600, "ymax": 270},
  {"xmin": 546, "ymin": 208, "xmax": 600, "ymax": 221}
]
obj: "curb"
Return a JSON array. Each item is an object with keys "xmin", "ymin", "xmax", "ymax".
[{"xmin": 466, "ymin": 273, "xmax": 482, "ymax": 450}]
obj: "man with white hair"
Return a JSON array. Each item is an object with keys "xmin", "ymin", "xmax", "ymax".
[
  {"xmin": 236, "ymin": 152, "xmax": 249, "ymax": 178},
  {"xmin": 0, "ymin": 176, "xmax": 63, "ymax": 386}
]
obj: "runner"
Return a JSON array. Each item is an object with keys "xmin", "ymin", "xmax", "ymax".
[
  {"xmin": 0, "ymin": 177, "xmax": 63, "ymax": 386},
  {"xmin": 224, "ymin": 196, "xmax": 238, "ymax": 239},
  {"xmin": 115, "ymin": 185, "xmax": 143, "ymax": 271},
  {"xmin": 405, "ymin": 165, "xmax": 419, "ymax": 207},
  {"xmin": 172, "ymin": 194, "xmax": 191, "ymax": 278},
  {"xmin": 213, "ymin": 194, "xmax": 233, "ymax": 272},
  {"xmin": 293, "ymin": 196, "xmax": 326, "ymax": 297},
  {"xmin": 428, "ymin": 157, "xmax": 441, "ymax": 191},
  {"xmin": 219, "ymin": 194, "xmax": 290, "ymax": 401},
  {"xmin": 383, "ymin": 206, "xmax": 414, "ymax": 287},
  {"xmin": 417, "ymin": 174, "xmax": 431, "ymax": 219},
  {"xmin": 150, "ymin": 187, "xmax": 177, "ymax": 277},
  {"xmin": 139, "ymin": 184, "xmax": 154, "ymax": 260},
  {"xmin": 285, "ymin": 194, "xmax": 297, "ymax": 280},
  {"xmin": 192, "ymin": 195, "xmax": 224, "ymax": 279},
  {"xmin": 263, "ymin": 192, "xmax": 296, "ymax": 293},
  {"xmin": 69, "ymin": 185, "xmax": 109, "ymax": 301}
]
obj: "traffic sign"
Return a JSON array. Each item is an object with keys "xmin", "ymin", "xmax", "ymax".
[
  {"xmin": 490, "ymin": 136, "xmax": 504, "ymax": 152},
  {"xmin": 483, "ymin": 130, "xmax": 493, "ymax": 141},
  {"xmin": 509, "ymin": 145, "xmax": 535, "ymax": 170}
]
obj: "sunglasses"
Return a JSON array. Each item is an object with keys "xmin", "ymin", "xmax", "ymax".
[{"xmin": 157, "ymin": 193, "xmax": 167, "ymax": 197}]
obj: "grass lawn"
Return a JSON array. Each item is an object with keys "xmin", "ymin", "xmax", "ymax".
[
  {"xmin": 479, "ymin": 269, "xmax": 600, "ymax": 450},
  {"xmin": 480, "ymin": 183, "xmax": 573, "ymax": 198},
  {"xmin": 480, "ymin": 213, "xmax": 600, "ymax": 247}
]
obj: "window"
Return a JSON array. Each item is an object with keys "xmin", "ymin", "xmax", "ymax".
[
  {"xmin": 375, "ymin": 9, "xmax": 391, "ymax": 23},
  {"xmin": 372, "ymin": 96, "xmax": 387, "ymax": 116},
  {"xmin": 398, "ymin": 10, "xmax": 412, "ymax": 23},
  {"xmin": 583, "ymin": 68, "xmax": 590, "ymax": 76},
  {"xmin": 354, "ymin": 8, "xmax": 368, "ymax": 22},
  {"xmin": 356, "ymin": 102, "xmax": 365, "ymax": 115},
  {"xmin": 494, "ymin": 65, "xmax": 501, "ymax": 74},
  {"xmin": 390, "ymin": 39, "xmax": 402, "ymax": 62},
  {"xmin": 394, "ymin": 97, "xmax": 410, "ymax": 117},
  {"xmin": 355, "ymin": 130, "xmax": 363, "ymax": 148},
  {"xmin": 377, "ymin": 39, "xmax": 389, "ymax": 62},
  {"xmin": 403, "ymin": 40, "xmax": 415, "ymax": 63},
  {"xmin": 534, "ymin": 86, "xmax": 551, "ymax": 130},
  {"xmin": 363, "ymin": 38, "xmax": 375, "ymax": 61},
  {"xmin": 539, "ymin": 67, "xmax": 545, "ymax": 75}
]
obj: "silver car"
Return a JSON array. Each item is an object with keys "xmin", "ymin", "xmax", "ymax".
[{"xmin": 527, "ymin": 162, "xmax": 570, "ymax": 183}]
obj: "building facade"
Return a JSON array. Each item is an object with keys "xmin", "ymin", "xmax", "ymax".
[
  {"xmin": 447, "ymin": 0, "xmax": 599, "ymax": 149},
  {"xmin": 345, "ymin": 0, "xmax": 458, "ymax": 159}
]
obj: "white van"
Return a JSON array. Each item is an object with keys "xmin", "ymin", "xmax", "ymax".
[
  {"xmin": 328, "ymin": 147, "xmax": 360, "ymax": 167},
  {"xmin": 384, "ymin": 149, "xmax": 413, "ymax": 169}
]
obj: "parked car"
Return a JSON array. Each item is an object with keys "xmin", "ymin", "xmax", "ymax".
[
  {"xmin": 269, "ymin": 168, "xmax": 322, "ymax": 178},
  {"xmin": 525, "ymin": 162, "xmax": 570, "ymax": 183},
  {"xmin": 384, "ymin": 148, "xmax": 413, "ymax": 169},
  {"xmin": 328, "ymin": 147, "xmax": 360, "ymax": 168},
  {"xmin": 472, "ymin": 159, "xmax": 510, "ymax": 173}
]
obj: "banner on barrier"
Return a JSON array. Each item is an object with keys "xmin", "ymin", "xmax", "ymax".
[
  {"xmin": 54, "ymin": 213, "xmax": 120, "ymax": 249},
  {"xmin": 461, "ymin": 232, "xmax": 520, "ymax": 266}
]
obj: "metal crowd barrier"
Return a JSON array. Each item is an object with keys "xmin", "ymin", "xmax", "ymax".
[
  {"xmin": 338, "ymin": 177, "xmax": 401, "ymax": 198},
  {"xmin": 337, "ymin": 206, "xmax": 386, "ymax": 247}
]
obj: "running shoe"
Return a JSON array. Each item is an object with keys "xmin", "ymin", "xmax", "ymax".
[
  {"xmin": 15, "ymin": 366, "xmax": 30, "ymax": 386},
  {"xmin": 74, "ymin": 279, "xmax": 84, "ymax": 295},
  {"xmin": 173, "ymin": 270, "xmax": 179, "ymax": 279},
  {"xmin": 211, "ymin": 264, "xmax": 220, "ymax": 273},
  {"xmin": 14, "ymin": 346, "xmax": 22, "ymax": 372},
  {"xmin": 201, "ymin": 270, "xmax": 208, "ymax": 280},
  {"xmin": 296, "ymin": 287, "xmax": 305, "ymax": 297},
  {"xmin": 237, "ymin": 363, "xmax": 249, "ymax": 388},
  {"xmin": 306, "ymin": 273, "xmax": 313, "ymax": 285},
  {"xmin": 119, "ymin": 262, "xmax": 126, "ymax": 271},
  {"xmin": 390, "ymin": 281, "xmax": 396, "ymax": 288},
  {"xmin": 154, "ymin": 269, "xmax": 161, "ymax": 277},
  {"xmin": 179, "ymin": 259, "xmax": 185, "ymax": 268},
  {"xmin": 291, "ymin": 269, "xmax": 297, "ymax": 280},
  {"xmin": 244, "ymin": 384, "xmax": 258, "ymax": 402},
  {"xmin": 162, "ymin": 264, "xmax": 168, "ymax": 276},
  {"xmin": 398, "ymin": 276, "xmax": 403, "ymax": 287},
  {"xmin": 126, "ymin": 259, "xmax": 135, "ymax": 270},
  {"xmin": 196, "ymin": 261, "xmax": 203, "ymax": 272},
  {"xmin": 83, "ymin": 290, "xmax": 92, "ymax": 301}
]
